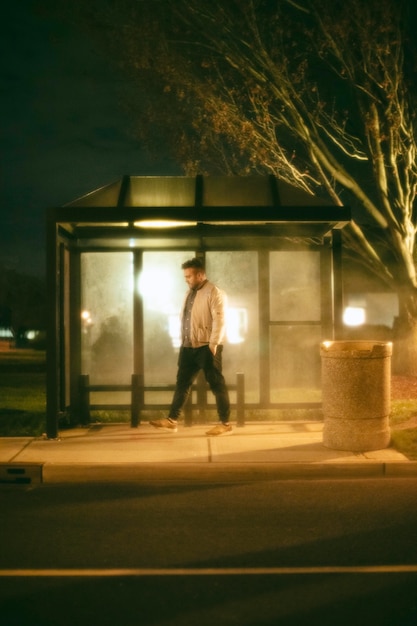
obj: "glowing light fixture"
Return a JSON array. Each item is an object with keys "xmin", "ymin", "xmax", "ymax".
[
  {"xmin": 138, "ymin": 269, "xmax": 179, "ymax": 316},
  {"xmin": 134, "ymin": 220, "xmax": 196, "ymax": 228},
  {"xmin": 81, "ymin": 310, "xmax": 92, "ymax": 325},
  {"xmin": 343, "ymin": 306, "xmax": 366, "ymax": 326},
  {"xmin": 0, "ymin": 328, "xmax": 13, "ymax": 339},
  {"xmin": 226, "ymin": 307, "xmax": 248, "ymax": 344}
]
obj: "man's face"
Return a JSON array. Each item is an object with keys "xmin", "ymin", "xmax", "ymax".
[{"xmin": 183, "ymin": 268, "xmax": 204, "ymax": 289}]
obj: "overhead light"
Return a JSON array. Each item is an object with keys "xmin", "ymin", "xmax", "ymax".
[{"xmin": 134, "ymin": 220, "xmax": 196, "ymax": 228}]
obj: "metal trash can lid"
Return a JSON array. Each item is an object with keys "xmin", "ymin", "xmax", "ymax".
[{"xmin": 320, "ymin": 340, "xmax": 393, "ymax": 358}]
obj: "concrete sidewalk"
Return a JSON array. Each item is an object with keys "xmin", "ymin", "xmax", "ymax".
[{"xmin": 1, "ymin": 421, "xmax": 416, "ymax": 484}]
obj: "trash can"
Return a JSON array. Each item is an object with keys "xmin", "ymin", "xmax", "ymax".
[{"xmin": 320, "ymin": 340, "xmax": 392, "ymax": 451}]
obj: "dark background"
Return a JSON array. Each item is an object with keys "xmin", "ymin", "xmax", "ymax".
[{"xmin": 0, "ymin": 0, "xmax": 179, "ymax": 279}]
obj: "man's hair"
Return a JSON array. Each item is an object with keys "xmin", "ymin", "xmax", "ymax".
[{"xmin": 181, "ymin": 258, "xmax": 205, "ymax": 271}]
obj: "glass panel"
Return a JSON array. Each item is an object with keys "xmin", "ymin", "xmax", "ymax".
[
  {"xmin": 81, "ymin": 252, "xmax": 133, "ymax": 386},
  {"xmin": 270, "ymin": 251, "xmax": 321, "ymax": 321},
  {"xmin": 90, "ymin": 391, "xmax": 131, "ymax": 405},
  {"xmin": 140, "ymin": 251, "xmax": 190, "ymax": 387},
  {"xmin": 206, "ymin": 251, "xmax": 259, "ymax": 403},
  {"xmin": 270, "ymin": 325, "xmax": 322, "ymax": 403},
  {"xmin": 203, "ymin": 176, "xmax": 273, "ymax": 206},
  {"xmin": 67, "ymin": 180, "xmax": 122, "ymax": 207},
  {"xmin": 129, "ymin": 177, "xmax": 196, "ymax": 207},
  {"xmin": 144, "ymin": 390, "xmax": 173, "ymax": 405}
]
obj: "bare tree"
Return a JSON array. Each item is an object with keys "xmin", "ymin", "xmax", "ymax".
[{"xmin": 47, "ymin": 0, "xmax": 417, "ymax": 372}]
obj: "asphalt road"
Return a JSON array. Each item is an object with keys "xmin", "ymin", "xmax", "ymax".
[{"xmin": 1, "ymin": 477, "xmax": 416, "ymax": 625}]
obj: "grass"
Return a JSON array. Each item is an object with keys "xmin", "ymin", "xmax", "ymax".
[
  {"xmin": 0, "ymin": 349, "xmax": 416, "ymax": 459},
  {"xmin": 0, "ymin": 370, "xmax": 47, "ymax": 436},
  {"xmin": 391, "ymin": 430, "xmax": 417, "ymax": 460},
  {"xmin": 389, "ymin": 399, "xmax": 417, "ymax": 460}
]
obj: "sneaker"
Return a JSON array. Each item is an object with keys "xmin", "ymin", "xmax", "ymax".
[
  {"xmin": 149, "ymin": 418, "xmax": 178, "ymax": 432},
  {"xmin": 206, "ymin": 423, "xmax": 232, "ymax": 436}
]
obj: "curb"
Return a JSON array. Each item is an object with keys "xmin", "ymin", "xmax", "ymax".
[
  {"xmin": 2, "ymin": 460, "xmax": 417, "ymax": 485},
  {"xmin": 1, "ymin": 461, "xmax": 416, "ymax": 485}
]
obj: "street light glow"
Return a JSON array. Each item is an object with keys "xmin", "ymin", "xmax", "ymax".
[{"xmin": 343, "ymin": 306, "xmax": 366, "ymax": 326}]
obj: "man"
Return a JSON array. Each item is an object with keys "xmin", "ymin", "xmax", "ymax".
[{"xmin": 150, "ymin": 257, "xmax": 231, "ymax": 436}]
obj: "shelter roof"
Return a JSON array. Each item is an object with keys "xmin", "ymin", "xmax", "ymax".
[{"xmin": 49, "ymin": 175, "xmax": 350, "ymax": 241}]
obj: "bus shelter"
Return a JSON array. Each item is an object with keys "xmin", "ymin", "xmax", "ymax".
[{"xmin": 45, "ymin": 175, "xmax": 350, "ymax": 438}]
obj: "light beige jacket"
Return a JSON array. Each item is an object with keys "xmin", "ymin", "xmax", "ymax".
[{"xmin": 180, "ymin": 280, "xmax": 227, "ymax": 350}]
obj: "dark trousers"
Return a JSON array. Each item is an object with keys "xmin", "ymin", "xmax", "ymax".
[{"xmin": 169, "ymin": 346, "xmax": 230, "ymax": 422}]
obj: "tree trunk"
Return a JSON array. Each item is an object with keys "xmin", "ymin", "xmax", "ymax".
[{"xmin": 392, "ymin": 290, "xmax": 417, "ymax": 376}]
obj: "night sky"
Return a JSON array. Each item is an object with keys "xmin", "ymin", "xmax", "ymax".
[{"xmin": 0, "ymin": 1, "xmax": 179, "ymax": 278}]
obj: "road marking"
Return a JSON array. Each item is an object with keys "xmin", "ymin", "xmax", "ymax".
[{"xmin": 1, "ymin": 565, "xmax": 417, "ymax": 577}]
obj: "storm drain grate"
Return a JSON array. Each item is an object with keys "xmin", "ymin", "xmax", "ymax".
[{"xmin": 0, "ymin": 464, "xmax": 42, "ymax": 485}]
